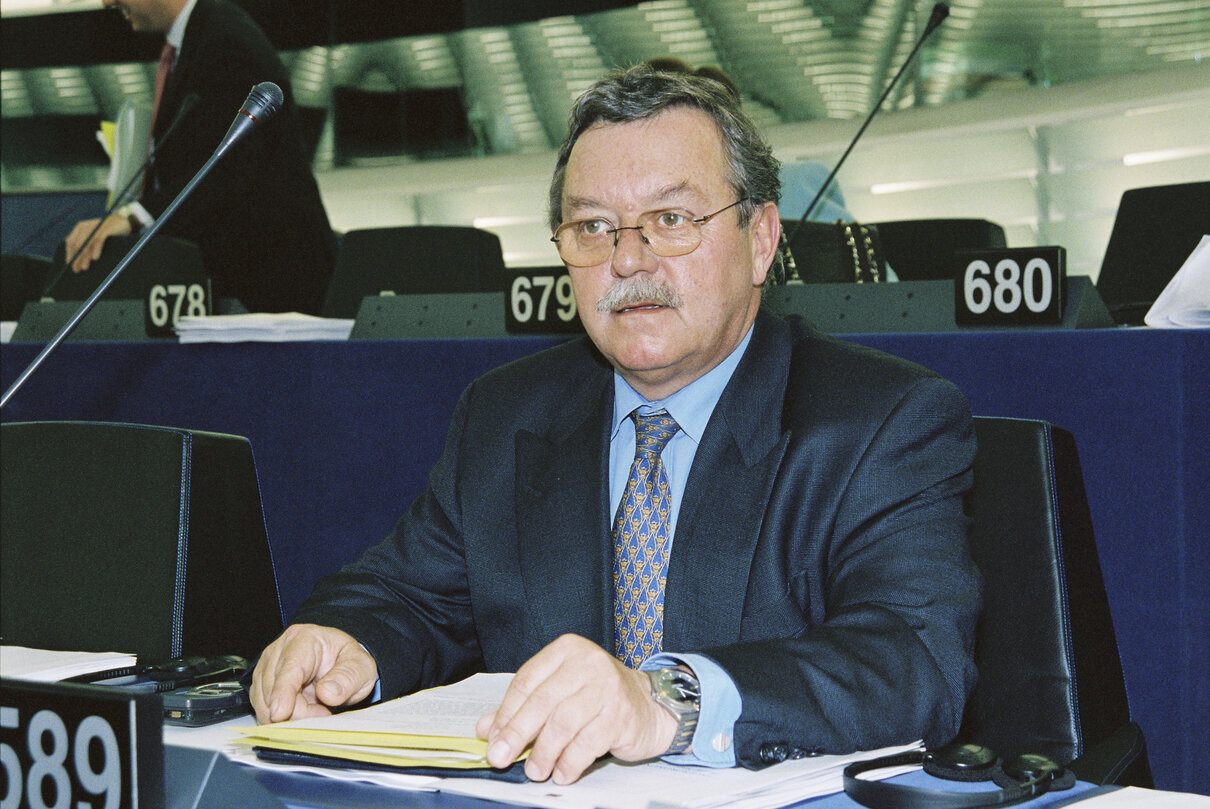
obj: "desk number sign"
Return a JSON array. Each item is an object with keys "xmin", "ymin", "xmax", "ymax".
[
  {"xmin": 144, "ymin": 273, "xmax": 212, "ymax": 338},
  {"xmin": 0, "ymin": 679, "xmax": 163, "ymax": 809},
  {"xmin": 955, "ymin": 246, "xmax": 1066, "ymax": 326},
  {"xmin": 505, "ymin": 269, "xmax": 583, "ymax": 334}
]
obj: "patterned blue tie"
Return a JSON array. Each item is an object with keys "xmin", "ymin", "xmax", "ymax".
[{"xmin": 613, "ymin": 409, "xmax": 680, "ymax": 668}]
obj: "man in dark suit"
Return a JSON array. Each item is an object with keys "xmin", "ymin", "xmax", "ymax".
[
  {"xmin": 251, "ymin": 66, "xmax": 980, "ymax": 784},
  {"xmin": 63, "ymin": 0, "xmax": 335, "ymax": 314}
]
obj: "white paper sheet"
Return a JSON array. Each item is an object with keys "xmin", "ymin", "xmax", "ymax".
[
  {"xmin": 174, "ymin": 312, "xmax": 354, "ymax": 343},
  {"xmin": 0, "ymin": 645, "xmax": 136, "ymax": 682},
  {"xmin": 1145, "ymin": 235, "xmax": 1210, "ymax": 328}
]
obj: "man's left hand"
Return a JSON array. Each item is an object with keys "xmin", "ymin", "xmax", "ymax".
[{"xmin": 476, "ymin": 634, "xmax": 678, "ymax": 784}]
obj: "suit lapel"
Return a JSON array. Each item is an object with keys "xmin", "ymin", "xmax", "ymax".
[
  {"xmin": 664, "ymin": 311, "xmax": 792, "ymax": 650},
  {"xmin": 514, "ymin": 362, "xmax": 615, "ymax": 651}
]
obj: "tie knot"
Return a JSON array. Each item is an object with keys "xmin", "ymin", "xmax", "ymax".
[{"xmin": 632, "ymin": 410, "xmax": 679, "ymax": 458}]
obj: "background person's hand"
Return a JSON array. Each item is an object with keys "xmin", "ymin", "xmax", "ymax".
[{"xmin": 63, "ymin": 213, "xmax": 133, "ymax": 273}]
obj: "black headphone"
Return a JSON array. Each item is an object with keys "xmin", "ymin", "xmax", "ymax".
[{"xmin": 843, "ymin": 742, "xmax": 1076, "ymax": 809}]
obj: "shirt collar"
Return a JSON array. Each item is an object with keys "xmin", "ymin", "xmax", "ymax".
[
  {"xmin": 611, "ymin": 322, "xmax": 755, "ymax": 445},
  {"xmin": 166, "ymin": 0, "xmax": 198, "ymax": 50}
]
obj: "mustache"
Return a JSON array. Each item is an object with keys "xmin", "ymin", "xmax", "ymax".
[{"xmin": 596, "ymin": 276, "xmax": 682, "ymax": 313}]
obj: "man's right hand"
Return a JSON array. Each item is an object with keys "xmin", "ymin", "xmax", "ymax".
[
  {"xmin": 64, "ymin": 213, "xmax": 133, "ymax": 273},
  {"xmin": 249, "ymin": 623, "xmax": 378, "ymax": 724}
]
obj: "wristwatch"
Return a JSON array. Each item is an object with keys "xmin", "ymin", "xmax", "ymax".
[{"xmin": 646, "ymin": 667, "xmax": 700, "ymax": 754}]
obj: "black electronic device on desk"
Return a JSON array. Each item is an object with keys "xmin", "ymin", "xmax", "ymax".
[{"xmin": 67, "ymin": 653, "xmax": 253, "ymax": 726}]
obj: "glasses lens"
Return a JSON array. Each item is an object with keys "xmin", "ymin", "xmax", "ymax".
[
  {"xmin": 641, "ymin": 210, "xmax": 701, "ymax": 258},
  {"xmin": 554, "ymin": 221, "xmax": 613, "ymax": 266}
]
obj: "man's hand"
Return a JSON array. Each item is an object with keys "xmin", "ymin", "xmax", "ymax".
[
  {"xmin": 64, "ymin": 213, "xmax": 132, "ymax": 273},
  {"xmin": 249, "ymin": 623, "xmax": 378, "ymax": 724},
  {"xmin": 475, "ymin": 634, "xmax": 678, "ymax": 784}
]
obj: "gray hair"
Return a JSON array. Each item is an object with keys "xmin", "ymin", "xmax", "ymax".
[{"xmin": 547, "ymin": 64, "xmax": 781, "ymax": 233}]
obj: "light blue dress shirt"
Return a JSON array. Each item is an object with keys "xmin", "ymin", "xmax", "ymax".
[
  {"xmin": 370, "ymin": 326, "xmax": 753, "ymax": 765},
  {"xmin": 610, "ymin": 325, "xmax": 754, "ymax": 767}
]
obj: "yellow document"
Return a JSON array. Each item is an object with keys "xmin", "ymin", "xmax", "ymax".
[{"xmin": 238, "ymin": 671, "xmax": 526, "ymax": 770}]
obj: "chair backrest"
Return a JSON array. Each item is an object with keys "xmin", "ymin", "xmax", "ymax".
[
  {"xmin": 960, "ymin": 417, "xmax": 1131, "ymax": 765},
  {"xmin": 1095, "ymin": 181, "xmax": 1210, "ymax": 325},
  {"xmin": 1, "ymin": 252, "xmax": 53, "ymax": 321},
  {"xmin": 321, "ymin": 225, "xmax": 506, "ymax": 319},
  {"xmin": 873, "ymin": 218, "xmax": 1007, "ymax": 281},
  {"xmin": 780, "ymin": 218, "xmax": 1006, "ymax": 283},
  {"xmin": 44, "ymin": 234, "xmax": 206, "ymax": 302},
  {"xmin": 0, "ymin": 421, "xmax": 283, "ymax": 663}
]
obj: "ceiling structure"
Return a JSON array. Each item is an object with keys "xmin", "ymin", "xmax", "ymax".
[{"xmin": 3, "ymin": 0, "xmax": 1207, "ymax": 191}]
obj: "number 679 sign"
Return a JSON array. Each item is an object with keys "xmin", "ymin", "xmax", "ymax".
[{"xmin": 954, "ymin": 246, "xmax": 1066, "ymax": 326}]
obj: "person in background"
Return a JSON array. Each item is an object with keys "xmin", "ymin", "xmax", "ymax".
[
  {"xmin": 250, "ymin": 64, "xmax": 980, "ymax": 785},
  {"xmin": 63, "ymin": 0, "xmax": 335, "ymax": 315}
]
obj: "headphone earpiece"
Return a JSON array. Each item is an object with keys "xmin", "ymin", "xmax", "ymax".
[
  {"xmin": 922, "ymin": 743, "xmax": 999, "ymax": 782},
  {"xmin": 843, "ymin": 743, "xmax": 1075, "ymax": 809}
]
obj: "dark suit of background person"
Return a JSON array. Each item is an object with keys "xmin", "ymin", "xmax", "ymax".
[
  {"xmin": 71, "ymin": 0, "xmax": 335, "ymax": 314},
  {"xmin": 290, "ymin": 305, "xmax": 980, "ymax": 766}
]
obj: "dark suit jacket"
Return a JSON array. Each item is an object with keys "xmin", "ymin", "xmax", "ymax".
[
  {"xmin": 293, "ymin": 309, "xmax": 981, "ymax": 766},
  {"xmin": 141, "ymin": 0, "xmax": 335, "ymax": 314}
]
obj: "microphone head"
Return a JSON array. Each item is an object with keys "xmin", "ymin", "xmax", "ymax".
[
  {"xmin": 241, "ymin": 81, "xmax": 285, "ymax": 125},
  {"xmin": 928, "ymin": 3, "xmax": 950, "ymax": 30}
]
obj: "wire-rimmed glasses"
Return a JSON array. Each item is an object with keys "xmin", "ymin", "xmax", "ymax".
[{"xmin": 551, "ymin": 199, "xmax": 749, "ymax": 267}]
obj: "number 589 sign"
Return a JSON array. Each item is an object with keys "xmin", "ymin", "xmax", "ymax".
[
  {"xmin": 1, "ymin": 679, "xmax": 163, "ymax": 809},
  {"xmin": 955, "ymin": 246, "xmax": 1066, "ymax": 326}
]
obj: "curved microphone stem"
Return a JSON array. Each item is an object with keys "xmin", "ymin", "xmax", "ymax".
[
  {"xmin": 1, "ymin": 82, "xmax": 283, "ymax": 411},
  {"xmin": 786, "ymin": 3, "xmax": 949, "ymax": 248}
]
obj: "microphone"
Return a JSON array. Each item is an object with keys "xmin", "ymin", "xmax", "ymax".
[
  {"xmin": 1, "ymin": 83, "xmax": 284, "ymax": 411},
  {"xmin": 213, "ymin": 81, "xmax": 283, "ymax": 161},
  {"xmin": 781, "ymin": 2, "xmax": 949, "ymax": 280},
  {"xmin": 39, "ymin": 93, "xmax": 201, "ymax": 297}
]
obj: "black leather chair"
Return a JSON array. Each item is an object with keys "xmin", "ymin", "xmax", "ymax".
[
  {"xmin": 1095, "ymin": 181, "xmax": 1210, "ymax": 325},
  {"xmin": 781, "ymin": 218, "xmax": 1006, "ymax": 283},
  {"xmin": 0, "ymin": 253, "xmax": 53, "ymax": 321},
  {"xmin": 321, "ymin": 225, "xmax": 507, "ymax": 319},
  {"xmin": 874, "ymin": 218, "xmax": 1007, "ymax": 281},
  {"xmin": 0, "ymin": 421, "xmax": 283, "ymax": 663},
  {"xmin": 42, "ymin": 233, "xmax": 206, "ymax": 302},
  {"xmin": 962, "ymin": 417, "xmax": 1151, "ymax": 786}
]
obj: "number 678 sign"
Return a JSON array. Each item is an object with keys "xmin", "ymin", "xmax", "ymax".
[{"xmin": 954, "ymin": 246, "xmax": 1066, "ymax": 326}]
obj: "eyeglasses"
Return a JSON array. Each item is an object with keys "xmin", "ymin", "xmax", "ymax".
[{"xmin": 551, "ymin": 199, "xmax": 749, "ymax": 268}]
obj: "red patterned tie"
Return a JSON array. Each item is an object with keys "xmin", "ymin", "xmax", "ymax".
[
  {"xmin": 613, "ymin": 409, "xmax": 679, "ymax": 668},
  {"xmin": 144, "ymin": 42, "xmax": 176, "ymax": 194}
]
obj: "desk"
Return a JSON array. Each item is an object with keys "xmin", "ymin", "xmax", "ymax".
[
  {"xmin": 3, "ymin": 327, "xmax": 1207, "ymax": 794},
  {"xmin": 249, "ymin": 767, "xmax": 1101, "ymax": 809}
]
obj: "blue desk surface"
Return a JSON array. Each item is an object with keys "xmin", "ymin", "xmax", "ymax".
[
  {"xmin": 249, "ymin": 765, "xmax": 1099, "ymax": 809},
  {"xmin": 3, "ymin": 327, "xmax": 1206, "ymax": 794}
]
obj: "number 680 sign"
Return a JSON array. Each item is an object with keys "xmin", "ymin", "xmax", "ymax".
[{"xmin": 954, "ymin": 246, "xmax": 1066, "ymax": 326}]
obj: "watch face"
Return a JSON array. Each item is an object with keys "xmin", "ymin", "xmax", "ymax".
[{"xmin": 648, "ymin": 668, "xmax": 700, "ymax": 711}]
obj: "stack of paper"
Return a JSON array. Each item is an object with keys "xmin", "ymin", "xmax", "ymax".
[
  {"xmin": 239, "ymin": 672, "xmax": 516, "ymax": 770},
  {"xmin": 174, "ymin": 313, "xmax": 354, "ymax": 343},
  {"xmin": 1146, "ymin": 235, "xmax": 1210, "ymax": 328},
  {"xmin": 440, "ymin": 743, "xmax": 921, "ymax": 809},
  {"xmin": 237, "ymin": 672, "xmax": 921, "ymax": 809},
  {"xmin": 0, "ymin": 645, "xmax": 137, "ymax": 683}
]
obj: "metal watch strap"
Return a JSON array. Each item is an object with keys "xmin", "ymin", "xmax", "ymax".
[{"xmin": 646, "ymin": 667, "xmax": 700, "ymax": 755}]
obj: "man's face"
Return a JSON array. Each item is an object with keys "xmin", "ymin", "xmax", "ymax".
[
  {"xmin": 559, "ymin": 107, "xmax": 778, "ymax": 400},
  {"xmin": 103, "ymin": 0, "xmax": 180, "ymax": 33}
]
